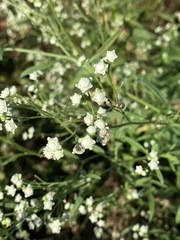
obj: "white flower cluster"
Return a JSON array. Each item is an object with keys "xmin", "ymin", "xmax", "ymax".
[
  {"xmin": 0, "ymin": 87, "xmax": 17, "ymax": 134},
  {"xmin": 70, "ymin": 52, "xmax": 115, "ymax": 155},
  {"xmin": 132, "ymin": 224, "xmax": 149, "ymax": 240},
  {"xmin": 43, "ymin": 137, "xmax": 64, "ymax": 160},
  {"xmin": 148, "ymin": 150, "xmax": 159, "ymax": 170},
  {"xmin": 72, "ymin": 109, "xmax": 110, "ymax": 155},
  {"xmin": 94, "ymin": 50, "xmax": 118, "ymax": 75},
  {"xmin": 78, "ymin": 197, "xmax": 106, "ymax": 239},
  {"xmin": 0, "ymin": 173, "xmax": 63, "ymax": 234}
]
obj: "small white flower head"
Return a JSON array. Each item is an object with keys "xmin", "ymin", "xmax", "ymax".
[
  {"xmin": 48, "ymin": 219, "xmax": 61, "ymax": 234},
  {"xmin": 14, "ymin": 193, "xmax": 22, "ymax": 203},
  {"xmin": 89, "ymin": 212, "xmax": 98, "ymax": 223},
  {"xmin": 72, "ymin": 143, "xmax": 85, "ymax": 155},
  {"xmin": 79, "ymin": 205, "xmax": 87, "ymax": 215},
  {"xmin": 96, "ymin": 128, "xmax": 110, "ymax": 146},
  {"xmin": 75, "ymin": 77, "xmax": 93, "ymax": 93},
  {"xmin": 84, "ymin": 113, "xmax": 94, "ymax": 126},
  {"xmin": 1, "ymin": 217, "xmax": 11, "ymax": 228},
  {"xmin": 135, "ymin": 165, "xmax": 147, "ymax": 176},
  {"xmin": 139, "ymin": 225, "xmax": 148, "ymax": 237},
  {"xmin": 70, "ymin": 93, "xmax": 82, "ymax": 106},
  {"xmin": 5, "ymin": 119, "xmax": 17, "ymax": 134},
  {"xmin": 11, "ymin": 173, "xmax": 23, "ymax": 188},
  {"xmin": 148, "ymin": 160, "xmax": 159, "ymax": 170},
  {"xmin": 86, "ymin": 125, "xmax": 96, "ymax": 135},
  {"xmin": 0, "ymin": 88, "xmax": 10, "ymax": 98},
  {"xmin": 0, "ymin": 191, "xmax": 4, "ymax": 200},
  {"xmin": 104, "ymin": 50, "xmax": 118, "ymax": 62},
  {"xmin": 79, "ymin": 135, "xmax": 95, "ymax": 150},
  {"xmin": 27, "ymin": 214, "xmax": 42, "ymax": 230},
  {"xmin": 23, "ymin": 184, "xmax": 34, "ymax": 198},
  {"xmin": 0, "ymin": 99, "xmax": 8, "ymax": 115},
  {"xmin": 5, "ymin": 185, "xmax": 16, "ymax": 197},
  {"xmin": 94, "ymin": 60, "xmax": 108, "ymax": 75},
  {"xmin": 97, "ymin": 107, "xmax": 106, "ymax": 117},
  {"xmin": 29, "ymin": 71, "xmax": 43, "ymax": 81},
  {"xmin": 43, "ymin": 200, "xmax": 54, "ymax": 210},
  {"xmin": 43, "ymin": 137, "xmax": 64, "ymax": 160},
  {"xmin": 10, "ymin": 86, "xmax": 17, "ymax": 96},
  {"xmin": 94, "ymin": 226, "xmax": 103, "ymax": 239},
  {"xmin": 132, "ymin": 223, "xmax": 140, "ymax": 232},
  {"xmin": 94, "ymin": 119, "xmax": 107, "ymax": 130},
  {"xmin": 91, "ymin": 88, "xmax": 108, "ymax": 105},
  {"xmin": 97, "ymin": 219, "xmax": 105, "ymax": 227},
  {"xmin": 148, "ymin": 150, "xmax": 158, "ymax": 161},
  {"xmin": 86, "ymin": 196, "xmax": 94, "ymax": 206},
  {"xmin": 126, "ymin": 189, "xmax": 139, "ymax": 200},
  {"xmin": 30, "ymin": 198, "xmax": 39, "ymax": 207}
]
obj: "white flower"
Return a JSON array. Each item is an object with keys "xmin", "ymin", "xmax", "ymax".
[
  {"xmin": 27, "ymin": 214, "xmax": 42, "ymax": 230},
  {"xmin": 97, "ymin": 219, "xmax": 105, "ymax": 227},
  {"xmin": 96, "ymin": 128, "xmax": 110, "ymax": 146},
  {"xmin": 10, "ymin": 86, "xmax": 17, "ymax": 95},
  {"xmin": 0, "ymin": 99, "xmax": 8, "ymax": 115},
  {"xmin": 11, "ymin": 173, "xmax": 23, "ymax": 188},
  {"xmin": 75, "ymin": 77, "xmax": 93, "ymax": 93},
  {"xmin": 139, "ymin": 225, "xmax": 148, "ymax": 237},
  {"xmin": 94, "ymin": 119, "xmax": 107, "ymax": 130},
  {"xmin": 84, "ymin": 113, "xmax": 94, "ymax": 126},
  {"xmin": 94, "ymin": 227, "xmax": 103, "ymax": 239},
  {"xmin": 48, "ymin": 219, "xmax": 61, "ymax": 234},
  {"xmin": 89, "ymin": 212, "xmax": 98, "ymax": 223},
  {"xmin": 23, "ymin": 184, "xmax": 34, "ymax": 198},
  {"xmin": 72, "ymin": 143, "xmax": 85, "ymax": 155},
  {"xmin": 29, "ymin": 71, "xmax": 43, "ymax": 80},
  {"xmin": 91, "ymin": 88, "xmax": 108, "ymax": 105},
  {"xmin": 104, "ymin": 50, "xmax": 118, "ymax": 62},
  {"xmin": 15, "ymin": 193, "xmax": 22, "ymax": 203},
  {"xmin": 70, "ymin": 93, "xmax": 82, "ymax": 106},
  {"xmin": 94, "ymin": 60, "xmax": 108, "ymax": 75},
  {"xmin": 79, "ymin": 135, "xmax": 95, "ymax": 150},
  {"xmin": 5, "ymin": 185, "xmax": 16, "ymax": 197},
  {"xmin": 127, "ymin": 189, "xmax": 139, "ymax": 200},
  {"xmin": 132, "ymin": 223, "xmax": 140, "ymax": 232},
  {"xmin": 5, "ymin": 119, "xmax": 17, "ymax": 134},
  {"xmin": 86, "ymin": 196, "xmax": 93, "ymax": 206},
  {"xmin": 43, "ymin": 137, "xmax": 64, "ymax": 160},
  {"xmin": 86, "ymin": 125, "xmax": 96, "ymax": 135},
  {"xmin": 1, "ymin": 217, "xmax": 11, "ymax": 228},
  {"xmin": 79, "ymin": 205, "xmax": 86, "ymax": 215},
  {"xmin": 148, "ymin": 160, "xmax": 159, "ymax": 170},
  {"xmin": 0, "ymin": 191, "xmax": 4, "ymax": 200},
  {"xmin": 148, "ymin": 150, "xmax": 158, "ymax": 161},
  {"xmin": 0, "ymin": 88, "xmax": 10, "ymax": 98},
  {"xmin": 135, "ymin": 165, "xmax": 146, "ymax": 176},
  {"xmin": 43, "ymin": 200, "xmax": 54, "ymax": 210},
  {"xmin": 97, "ymin": 107, "xmax": 106, "ymax": 116}
]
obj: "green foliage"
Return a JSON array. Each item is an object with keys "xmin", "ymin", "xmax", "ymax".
[{"xmin": 0, "ymin": 0, "xmax": 179, "ymax": 239}]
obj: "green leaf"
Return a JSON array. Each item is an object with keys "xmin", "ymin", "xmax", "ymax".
[
  {"xmin": 124, "ymin": 136, "xmax": 147, "ymax": 154},
  {"xmin": 135, "ymin": 177, "xmax": 150, "ymax": 187},
  {"xmin": 20, "ymin": 60, "xmax": 55, "ymax": 77},
  {"xmin": 155, "ymin": 169, "xmax": 164, "ymax": 185},
  {"xmin": 69, "ymin": 196, "xmax": 83, "ymax": 218},
  {"xmin": 133, "ymin": 28, "xmax": 155, "ymax": 41},
  {"xmin": 160, "ymin": 153, "xmax": 179, "ymax": 172},
  {"xmin": 86, "ymin": 173, "xmax": 101, "ymax": 180},
  {"xmin": 90, "ymin": 28, "xmax": 122, "ymax": 63},
  {"xmin": 175, "ymin": 204, "xmax": 180, "ymax": 224},
  {"xmin": 92, "ymin": 145, "xmax": 105, "ymax": 154},
  {"xmin": 147, "ymin": 189, "xmax": 155, "ymax": 221},
  {"xmin": 139, "ymin": 79, "xmax": 167, "ymax": 103},
  {"xmin": 0, "ymin": 47, "xmax": 4, "ymax": 61},
  {"xmin": 177, "ymin": 166, "xmax": 180, "ymax": 189}
]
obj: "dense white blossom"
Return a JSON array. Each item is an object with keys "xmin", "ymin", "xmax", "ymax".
[
  {"xmin": 91, "ymin": 88, "xmax": 108, "ymax": 105},
  {"xmin": 43, "ymin": 137, "xmax": 64, "ymax": 160},
  {"xmin": 84, "ymin": 113, "xmax": 94, "ymax": 126},
  {"xmin": 104, "ymin": 50, "xmax": 118, "ymax": 62},
  {"xmin": 48, "ymin": 219, "xmax": 61, "ymax": 234},
  {"xmin": 75, "ymin": 77, "xmax": 93, "ymax": 93},
  {"xmin": 11, "ymin": 173, "xmax": 23, "ymax": 188},
  {"xmin": 135, "ymin": 165, "xmax": 146, "ymax": 176},
  {"xmin": 94, "ymin": 60, "xmax": 108, "ymax": 75},
  {"xmin": 23, "ymin": 184, "xmax": 34, "ymax": 198},
  {"xmin": 5, "ymin": 119, "xmax": 17, "ymax": 134},
  {"xmin": 79, "ymin": 135, "xmax": 95, "ymax": 150},
  {"xmin": 70, "ymin": 93, "xmax": 82, "ymax": 106},
  {"xmin": 72, "ymin": 143, "xmax": 85, "ymax": 155},
  {"xmin": 5, "ymin": 185, "xmax": 16, "ymax": 197},
  {"xmin": 0, "ymin": 99, "xmax": 8, "ymax": 115}
]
